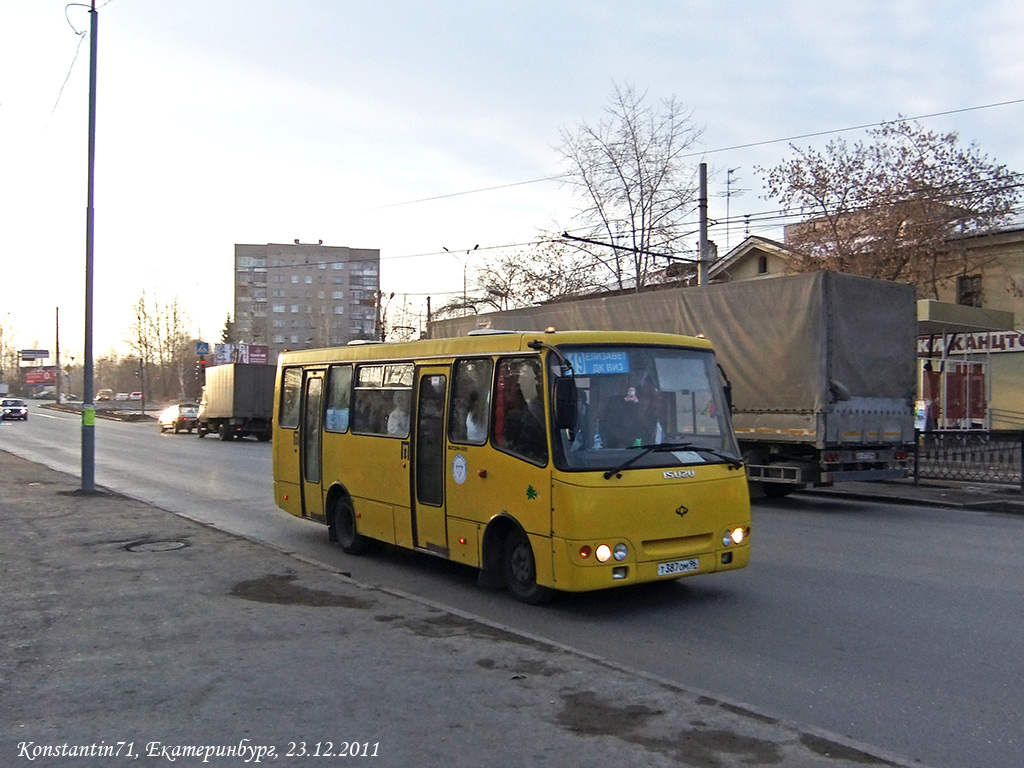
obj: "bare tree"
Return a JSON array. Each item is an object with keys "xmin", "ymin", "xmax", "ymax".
[
  {"xmin": 156, "ymin": 296, "xmax": 193, "ymax": 399},
  {"xmin": 126, "ymin": 291, "xmax": 154, "ymax": 390},
  {"xmin": 555, "ymin": 82, "xmax": 704, "ymax": 290},
  {"xmin": 435, "ymin": 241, "xmax": 608, "ymax": 319},
  {"xmin": 126, "ymin": 290, "xmax": 194, "ymax": 400},
  {"xmin": 759, "ymin": 118, "xmax": 1021, "ymax": 297},
  {"xmin": 0, "ymin": 314, "xmax": 17, "ymax": 389}
]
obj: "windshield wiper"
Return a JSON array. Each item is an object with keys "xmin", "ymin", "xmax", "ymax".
[
  {"xmin": 602, "ymin": 442, "xmax": 743, "ymax": 480},
  {"xmin": 603, "ymin": 442, "xmax": 694, "ymax": 479},
  {"xmin": 694, "ymin": 448, "xmax": 745, "ymax": 470}
]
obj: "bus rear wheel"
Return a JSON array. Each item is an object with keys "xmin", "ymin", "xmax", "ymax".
[
  {"xmin": 502, "ymin": 529, "xmax": 554, "ymax": 604},
  {"xmin": 332, "ymin": 498, "xmax": 370, "ymax": 555}
]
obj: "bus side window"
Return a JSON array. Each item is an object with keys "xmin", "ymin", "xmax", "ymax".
[
  {"xmin": 449, "ymin": 358, "xmax": 493, "ymax": 445},
  {"xmin": 352, "ymin": 363, "xmax": 413, "ymax": 437},
  {"xmin": 493, "ymin": 357, "xmax": 547, "ymax": 465},
  {"xmin": 325, "ymin": 365, "xmax": 352, "ymax": 432},
  {"xmin": 279, "ymin": 367, "xmax": 302, "ymax": 429}
]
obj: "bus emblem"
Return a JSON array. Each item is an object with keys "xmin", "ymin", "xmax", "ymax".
[
  {"xmin": 451, "ymin": 454, "xmax": 468, "ymax": 485},
  {"xmin": 664, "ymin": 469, "xmax": 696, "ymax": 480}
]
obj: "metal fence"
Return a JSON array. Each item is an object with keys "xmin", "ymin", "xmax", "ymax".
[{"xmin": 915, "ymin": 431, "xmax": 1024, "ymax": 488}]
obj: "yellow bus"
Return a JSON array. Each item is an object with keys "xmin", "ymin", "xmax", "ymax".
[{"xmin": 273, "ymin": 329, "xmax": 750, "ymax": 603}]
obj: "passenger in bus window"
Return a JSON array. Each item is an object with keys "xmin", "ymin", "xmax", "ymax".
[
  {"xmin": 325, "ymin": 406, "xmax": 349, "ymax": 432},
  {"xmin": 505, "ymin": 372, "xmax": 546, "ymax": 461},
  {"xmin": 466, "ymin": 390, "xmax": 487, "ymax": 442},
  {"xmin": 386, "ymin": 390, "xmax": 411, "ymax": 436}
]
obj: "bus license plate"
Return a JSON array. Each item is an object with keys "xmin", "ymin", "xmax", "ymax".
[{"xmin": 657, "ymin": 558, "xmax": 699, "ymax": 576}]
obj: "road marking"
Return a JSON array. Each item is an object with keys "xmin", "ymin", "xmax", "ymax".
[{"xmin": 30, "ymin": 410, "xmax": 72, "ymax": 420}]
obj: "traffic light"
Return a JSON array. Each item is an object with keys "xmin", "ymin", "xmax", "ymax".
[{"xmin": 195, "ymin": 357, "xmax": 206, "ymax": 380}]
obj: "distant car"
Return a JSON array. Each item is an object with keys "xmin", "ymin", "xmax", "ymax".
[
  {"xmin": 1, "ymin": 398, "xmax": 29, "ymax": 421},
  {"xmin": 97, "ymin": 389, "xmax": 114, "ymax": 401},
  {"xmin": 158, "ymin": 403, "xmax": 199, "ymax": 433},
  {"xmin": 115, "ymin": 392, "xmax": 129, "ymax": 401},
  {"xmin": 129, "ymin": 391, "xmax": 143, "ymax": 401}
]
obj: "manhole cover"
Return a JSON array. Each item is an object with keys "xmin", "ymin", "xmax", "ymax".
[{"xmin": 125, "ymin": 540, "xmax": 189, "ymax": 553}]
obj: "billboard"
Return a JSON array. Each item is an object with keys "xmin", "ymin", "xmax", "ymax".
[
  {"xmin": 213, "ymin": 343, "xmax": 270, "ymax": 365},
  {"xmin": 23, "ymin": 366, "xmax": 57, "ymax": 385}
]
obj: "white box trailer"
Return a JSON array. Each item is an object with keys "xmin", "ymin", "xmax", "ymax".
[
  {"xmin": 431, "ymin": 271, "xmax": 917, "ymax": 495},
  {"xmin": 197, "ymin": 363, "xmax": 276, "ymax": 442}
]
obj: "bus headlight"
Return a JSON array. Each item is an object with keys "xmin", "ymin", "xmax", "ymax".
[
  {"xmin": 723, "ymin": 528, "xmax": 746, "ymax": 547},
  {"xmin": 613, "ymin": 543, "xmax": 628, "ymax": 561},
  {"xmin": 595, "ymin": 544, "xmax": 612, "ymax": 563}
]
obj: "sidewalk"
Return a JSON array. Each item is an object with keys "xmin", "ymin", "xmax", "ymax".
[
  {"xmin": 800, "ymin": 476, "xmax": 1024, "ymax": 514},
  {"xmin": 0, "ymin": 450, "xmax": 930, "ymax": 768}
]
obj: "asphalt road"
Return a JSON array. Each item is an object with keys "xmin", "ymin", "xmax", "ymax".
[{"xmin": 3, "ymin": 401, "xmax": 1021, "ymax": 768}]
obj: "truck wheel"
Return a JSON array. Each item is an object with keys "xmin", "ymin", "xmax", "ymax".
[
  {"xmin": 502, "ymin": 528, "xmax": 554, "ymax": 604},
  {"xmin": 218, "ymin": 424, "xmax": 232, "ymax": 441},
  {"xmin": 332, "ymin": 498, "xmax": 370, "ymax": 555}
]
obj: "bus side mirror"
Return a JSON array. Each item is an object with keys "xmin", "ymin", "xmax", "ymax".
[
  {"xmin": 717, "ymin": 363, "xmax": 734, "ymax": 413},
  {"xmin": 553, "ymin": 378, "xmax": 578, "ymax": 432}
]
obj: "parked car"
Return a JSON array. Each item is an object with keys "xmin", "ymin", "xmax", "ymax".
[
  {"xmin": 1, "ymin": 398, "xmax": 29, "ymax": 421},
  {"xmin": 129, "ymin": 391, "xmax": 143, "ymax": 401},
  {"xmin": 158, "ymin": 403, "xmax": 199, "ymax": 433}
]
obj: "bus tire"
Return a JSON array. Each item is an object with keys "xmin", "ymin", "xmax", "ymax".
[
  {"xmin": 332, "ymin": 498, "xmax": 370, "ymax": 555},
  {"xmin": 502, "ymin": 528, "xmax": 554, "ymax": 604}
]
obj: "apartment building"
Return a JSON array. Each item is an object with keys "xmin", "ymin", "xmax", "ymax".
[{"xmin": 233, "ymin": 241, "xmax": 381, "ymax": 359}]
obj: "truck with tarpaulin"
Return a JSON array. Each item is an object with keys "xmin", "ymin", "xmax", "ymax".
[{"xmin": 430, "ymin": 271, "xmax": 917, "ymax": 496}]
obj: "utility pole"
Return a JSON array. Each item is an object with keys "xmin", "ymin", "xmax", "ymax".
[
  {"xmin": 726, "ymin": 168, "xmax": 738, "ymax": 251},
  {"xmin": 698, "ymin": 163, "xmax": 709, "ymax": 286},
  {"xmin": 81, "ymin": 0, "xmax": 98, "ymax": 492},
  {"xmin": 55, "ymin": 307, "xmax": 61, "ymax": 404}
]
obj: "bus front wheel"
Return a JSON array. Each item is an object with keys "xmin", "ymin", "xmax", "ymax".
[
  {"xmin": 332, "ymin": 498, "xmax": 370, "ymax": 555},
  {"xmin": 502, "ymin": 529, "xmax": 554, "ymax": 604}
]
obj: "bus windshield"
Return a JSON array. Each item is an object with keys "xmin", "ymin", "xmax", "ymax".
[{"xmin": 551, "ymin": 345, "xmax": 740, "ymax": 473}]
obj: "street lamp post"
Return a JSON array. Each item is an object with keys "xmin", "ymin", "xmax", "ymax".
[
  {"xmin": 444, "ymin": 244, "xmax": 479, "ymax": 315},
  {"xmin": 81, "ymin": 0, "xmax": 99, "ymax": 492}
]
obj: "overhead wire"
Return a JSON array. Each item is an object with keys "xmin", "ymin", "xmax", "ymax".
[{"xmin": 369, "ymin": 98, "xmax": 1024, "ymax": 211}]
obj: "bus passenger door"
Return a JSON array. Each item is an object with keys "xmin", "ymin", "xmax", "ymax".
[
  {"xmin": 413, "ymin": 368, "xmax": 448, "ymax": 554},
  {"xmin": 300, "ymin": 371, "xmax": 325, "ymax": 520}
]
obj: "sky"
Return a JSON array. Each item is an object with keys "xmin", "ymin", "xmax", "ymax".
[{"xmin": 3, "ymin": 0, "xmax": 1024, "ymax": 361}]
